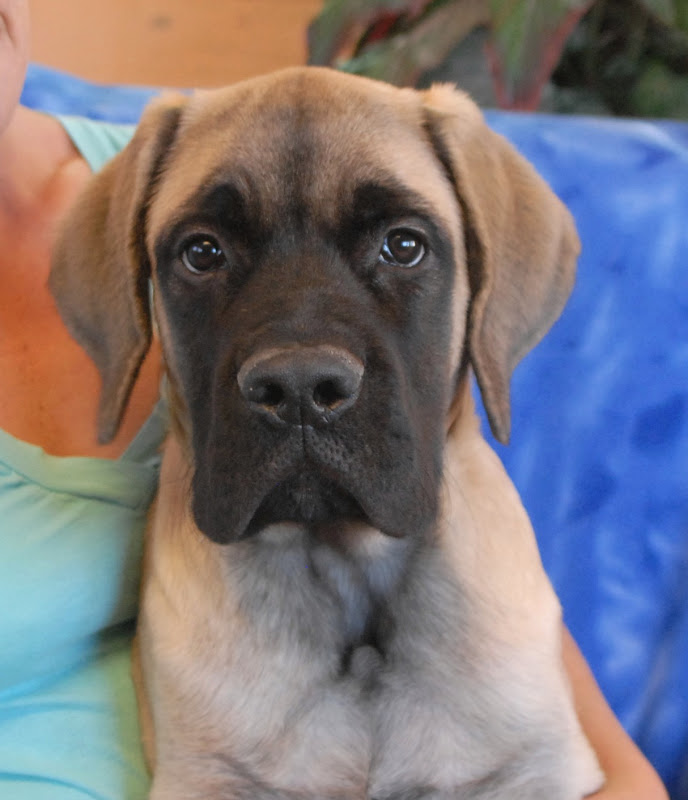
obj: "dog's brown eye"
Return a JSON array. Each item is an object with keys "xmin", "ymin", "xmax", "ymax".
[
  {"xmin": 181, "ymin": 237, "xmax": 227, "ymax": 274},
  {"xmin": 379, "ymin": 229, "xmax": 426, "ymax": 268}
]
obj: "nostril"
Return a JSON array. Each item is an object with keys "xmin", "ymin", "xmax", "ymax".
[
  {"xmin": 251, "ymin": 381, "xmax": 285, "ymax": 409},
  {"xmin": 313, "ymin": 378, "xmax": 347, "ymax": 410}
]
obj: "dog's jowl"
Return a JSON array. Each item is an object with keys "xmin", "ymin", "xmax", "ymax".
[{"xmin": 50, "ymin": 68, "xmax": 604, "ymax": 799}]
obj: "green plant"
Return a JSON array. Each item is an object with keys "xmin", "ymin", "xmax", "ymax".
[{"xmin": 307, "ymin": 0, "xmax": 688, "ymax": 117}]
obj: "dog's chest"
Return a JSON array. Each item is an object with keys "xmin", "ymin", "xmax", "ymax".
[
  {"xmin": 144, "ymin": 505, "xmax": 598, "ymax": 799},
  {"xmin": 150, "ymin": 524, "xmax": 417, "ymax": 793},
  {"xmin": 173, "ymin": 528, "xmax": 472, "ymax": 788}
]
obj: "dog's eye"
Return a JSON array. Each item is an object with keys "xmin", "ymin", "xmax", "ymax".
[
  {"xmin": 181, "ymin": 237, "xmax": 227, "ymax": 274},
  {"xmin": 379, "ymin": 229, "xmax": 426, "ymax": 268}
]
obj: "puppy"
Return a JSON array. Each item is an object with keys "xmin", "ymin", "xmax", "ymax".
[{"xmin": 50, "ymin": 67, "xmax": 603, "ymax": 799}]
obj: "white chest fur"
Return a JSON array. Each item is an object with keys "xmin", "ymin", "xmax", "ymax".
[{"xmin": 137, "ymin": 423, "xmax": 602, "ymax": 800}]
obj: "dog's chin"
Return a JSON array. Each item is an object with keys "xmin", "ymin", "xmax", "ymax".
[
  {"xmin": 193, "ymin": 471, "xmax": 380, "ymax": 544},
  {"xmin": 242, "ymin": 473, "xmax": 368, "ymax": 539},
  {"xmin": 191, "ymin": 442, "xmax": 441, "ymax": 544}
]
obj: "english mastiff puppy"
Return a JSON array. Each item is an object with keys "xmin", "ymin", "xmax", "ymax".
[{"xmin": 50, "ymin": 67, "xmax": 603, "ymax": 799}]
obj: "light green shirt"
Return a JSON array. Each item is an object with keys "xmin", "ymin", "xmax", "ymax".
[{"xmin": 0, "ymin": 117, "xmax": 162, "ymax": 799}]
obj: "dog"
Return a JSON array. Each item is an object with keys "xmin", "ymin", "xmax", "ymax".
[{"xmin": 50, "ymin": 67, "xmax": 603, "ymax": 799}]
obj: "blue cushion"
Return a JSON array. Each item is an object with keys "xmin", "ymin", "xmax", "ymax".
[
  {"xmin": 483, "ymin": 112, "xmax": 688, "ymax": 797},
  {"xmin": 22, "ymin": 63, "xmax": 688, "ymax": 798},
  {"xmin": 22, "ymin": 64, "xmax": 161, "ymax": 122}
]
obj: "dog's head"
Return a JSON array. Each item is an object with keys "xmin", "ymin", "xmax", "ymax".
[{"xmin": 50, "ymin": 68, "xmax": 578, "ymax": 544}]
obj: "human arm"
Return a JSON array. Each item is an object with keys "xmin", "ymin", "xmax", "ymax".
[{"xmin": 563, "ymin": 627, "xmax": 669, "ymax": 800}]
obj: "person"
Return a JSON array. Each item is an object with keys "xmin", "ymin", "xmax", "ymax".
[
  {"xmin": 1, "ymin": 2, "xmax": 162, "ymax": 797},
  {"xmin": 0, "ymin": 1, "xmax": 669, "ymax": 797}
]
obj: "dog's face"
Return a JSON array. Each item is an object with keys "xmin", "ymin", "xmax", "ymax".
[
  {"xmin": 50, "ymin": 68, "xmax": 579, "ymax": 545},
  {"xmin": 148, "ymin": 73, "xmax": 465, "ymax": 542}
]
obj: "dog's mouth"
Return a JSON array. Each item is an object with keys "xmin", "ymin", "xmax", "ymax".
[
  {"xmin": 243, "ymin": 471, "xmax": 368, "ymax": 539},
  {"xmin": 191, "ymin": 409, "xmax": 441, "ymax": 545}
]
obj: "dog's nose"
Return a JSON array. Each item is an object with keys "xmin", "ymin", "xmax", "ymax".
[{"xmin": 237, "ymin": 345, "xmax": 364, "ymax": 426}]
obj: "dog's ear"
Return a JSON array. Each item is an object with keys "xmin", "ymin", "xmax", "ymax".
[
  {"xmin": 49, "ymin": 94, "xmax": 187, "ymax": 444},
  {"xmin": 422, "ymin": 85, "xmax": 579, "ymax": 444}
]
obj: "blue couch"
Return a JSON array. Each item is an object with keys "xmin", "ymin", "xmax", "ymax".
[{"xmin": 22, "ymin": 63, "xmax": 688, "ymax": 798}]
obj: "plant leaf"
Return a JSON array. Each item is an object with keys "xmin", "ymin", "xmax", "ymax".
[
  {"xmin": 336, "ymin": 0, "xmax": 491, "ymax": 86},
  {"xmin": 487, "ymin": 0, "xmax": 594, "ymax": 109},
  {"xmin": 639, "ymin": 0, "xmax": 688, "ymax": 32},
  {"xmin": 630, "ymin": 57, "xmax": 688, "ymax": 117},
  {"xmin": 635, "ymin": 0, "xmax": 676, "ymax": 26},
  {"xmin": 307, "ymin": 0, "xmax": 433, "ymax": 66}
]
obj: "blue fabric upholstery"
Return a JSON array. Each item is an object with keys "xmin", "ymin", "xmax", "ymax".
[
  {"xmin": 483, "ymin": 112, "xmax": 688, "ymax": 798},
  {"xmin": 22, "ymin": 63, "xmax": 688, "ymax": 798},
  {"xmin": 22, "ymin": 64, "xmax": 161, "ymax": 123}
]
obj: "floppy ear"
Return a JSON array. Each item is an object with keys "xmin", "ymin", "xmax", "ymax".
[
  {"xmin": 422, "ymin": 85, "xmax": 579, "ymax": 444},
  {"xmin": 49, "ymin": 95, "xmax": 187, "ymax": 444}
]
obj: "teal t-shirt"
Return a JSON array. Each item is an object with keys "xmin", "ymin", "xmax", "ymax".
[
  {"xmin": 55, "ymin": 115, "xmax": 135, "ymax": 172},
  {"xmin": 0, "ymin": 117, "xmax": 162, "ymax": 799}
]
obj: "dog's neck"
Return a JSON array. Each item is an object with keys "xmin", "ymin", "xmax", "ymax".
[{"xmin": 153, "ymin": 432, "xmax": 419, "ymax": 658}]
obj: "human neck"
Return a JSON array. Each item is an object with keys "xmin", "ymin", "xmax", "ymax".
[{"xmin": 0, "ymin": 105, "xmax": 81, "ymax": 236}]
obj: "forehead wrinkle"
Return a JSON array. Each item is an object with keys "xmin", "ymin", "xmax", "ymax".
[
  {"xmin": 150, "ymin": 125, "xmax": 317, "ymax": 244},
  {"xmin": 150, "ymin": 183, "xmax": 263, "ymax": 262},
  {"xmin": 305, "ymin": 117, "xmax": 460, "ymax": 236},
  {"xmin": 147, "ymin": 79, "xmax": 462, "ymax": 256},
  {"xmin": 346, "ymin": 177, "xmax": 448, "ymax": 227},
  {"xmin": 147, "ymin": 152, "xmax": 270, "ymax": 249},
  {"xmin": 185, "ymin": 76, "xmax": 455, "ymax": 218}
]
